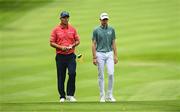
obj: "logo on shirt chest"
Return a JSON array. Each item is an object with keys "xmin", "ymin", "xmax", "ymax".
[
  {"xmin": 107, "ymin": 31, "xmax": 112, "ymax": 35},
  {"xmin": 68, "ymin": 31, "xmax": 74, "ymax": 34}
]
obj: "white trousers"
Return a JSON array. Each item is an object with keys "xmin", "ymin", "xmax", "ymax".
[{"xmin": 96, "ymin": 51, "xmax": 114, "ymax": 98}]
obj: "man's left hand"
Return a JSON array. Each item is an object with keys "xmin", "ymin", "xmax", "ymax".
[{"xmin": 114, "ymin": 56, "xmax": 118, "ymax": 64}]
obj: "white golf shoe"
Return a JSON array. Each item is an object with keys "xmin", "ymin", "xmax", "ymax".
[
  {"xmin": 100, "ymin": 96, "xmax": 105, "ymax": 102},
  {"xmin": 67, "ymin": 96, "xmax": 77, "ymax": 102},
  {"xmin": 59, "ymin": 98, "xmax": 65, "ymax": 102},
  {"xmin": 106, "ymin": 96, "xmax": 116, "ymax": 102}
]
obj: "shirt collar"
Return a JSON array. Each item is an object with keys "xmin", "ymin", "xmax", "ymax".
[
  {"xmin": 59, "ymin": 23, "xmax": 69, "ymax": 29},
  {"xmin": 100, "ymin": 25, "xmax": 108, "ymax": 29}
]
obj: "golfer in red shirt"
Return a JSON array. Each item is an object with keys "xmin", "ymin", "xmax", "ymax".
[{"xmin": 50, "ymin": 11, "xmax": 80, "ymax": 102}]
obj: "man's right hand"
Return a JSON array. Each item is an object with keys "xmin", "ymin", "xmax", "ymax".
[
  {"xmin": 61, "ymin": 46, "xmax": 67, "ymax": 51},
  {"xmin": 50, "ymin": 43, "xmax": 72, "ymax": 51}
]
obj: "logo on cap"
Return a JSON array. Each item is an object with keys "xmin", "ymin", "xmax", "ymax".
[{"xmin": 100, "ymin": 12, "xmax": 109, "ymax": 20}]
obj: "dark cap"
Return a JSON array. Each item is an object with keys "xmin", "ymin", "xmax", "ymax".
[{"xmin": 60, "ymin": 11, "xmax": 69, "ymax": 18}]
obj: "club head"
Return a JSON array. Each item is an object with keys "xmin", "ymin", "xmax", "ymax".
[{"xmin": 77, "ymin": 54, "xmax": 82, "ymax": 59}]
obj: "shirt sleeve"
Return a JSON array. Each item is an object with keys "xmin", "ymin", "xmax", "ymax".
[
  {"xmin": 74, "ymin": 29, "xmax": 80, "ymax": 41},
  {"xmin": 50, "ymin": 28, "xmax": 57, "ymax": 43},
  {"xmin": 112, "ymin": 28, "xmax": 116, "ymax": 40},
  {"xmin": 92, "ymin": 29, "xmax": 97, "ymax": 41}
]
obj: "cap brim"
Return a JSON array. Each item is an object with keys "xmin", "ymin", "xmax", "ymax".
[
  {"xmin": 61, "ymin": 14, "xmax": 69, "ymax": 18},
  {"xmin": 100, "ymin": 17, "xmax": 109, "ymax": 20}
]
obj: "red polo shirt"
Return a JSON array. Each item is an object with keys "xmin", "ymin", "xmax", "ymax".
[{"xmin": 50, "ymin": 24, "xmax": 80, "ymax": 54}]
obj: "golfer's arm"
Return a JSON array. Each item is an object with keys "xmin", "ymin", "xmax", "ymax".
[
  {"xmin": 112, "ymin": 39, "xmax": 118, "ymax": 58},
  {"xmin": 92, "ymin": 40, "xmax": 97, "ymax": 59},
  {"xmin": 73, "ymin": 39, "xmax": 80, "ymax": 47},
  {"xmin": 50, "ymin": 42, "xmax": 62, "ymax": 50}
]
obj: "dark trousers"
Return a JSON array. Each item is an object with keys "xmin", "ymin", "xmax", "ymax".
[{"xmin": 55, "ymin": 53, "xmax": 76, "ymax": 99}]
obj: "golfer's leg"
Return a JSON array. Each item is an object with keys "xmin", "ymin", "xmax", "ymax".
[
  {"xmin": 106, "ymin": 52, "xmax": 114, "ymax": 97},
  {"xmin": 56, "ymin": 55, "xmax": 67, "ymax": 99},
  {"xmin": 97, "ymin": 52, "xmax": 105, "ymax": 98},
  {"xmin": 67, "ymin": 54, "xmax": 76, "ymax": 96}
]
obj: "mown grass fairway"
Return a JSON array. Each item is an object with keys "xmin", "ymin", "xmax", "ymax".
[
  {"xmin": 1, "ymin": 101, "xmax": 180, "ymax": 112},
  {"xmin": 0, "ymin": 0, "xmax": 180, "ymax": 111}
]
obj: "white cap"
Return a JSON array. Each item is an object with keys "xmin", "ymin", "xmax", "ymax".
[{"xmin": 100, "ymin": 12, "xmax": 109, "ymax": 20}]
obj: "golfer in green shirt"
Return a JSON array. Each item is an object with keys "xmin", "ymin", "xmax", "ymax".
[{"xmin": 92, "ymin": 12, "xmax": 118, "ymax": 102}]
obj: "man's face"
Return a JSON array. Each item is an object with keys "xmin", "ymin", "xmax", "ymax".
[
  {"xmin": 60, "ymin": 16, "xmax": 69, "ymax": 25},
  {"xmin": 100, "ymin": 18, "xmax": 108, "ymax": 26}
]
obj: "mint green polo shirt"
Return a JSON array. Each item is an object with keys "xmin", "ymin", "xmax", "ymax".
[{"xmin": 92, "ymin": 25, "xmax": 116, "ymax": 52}]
